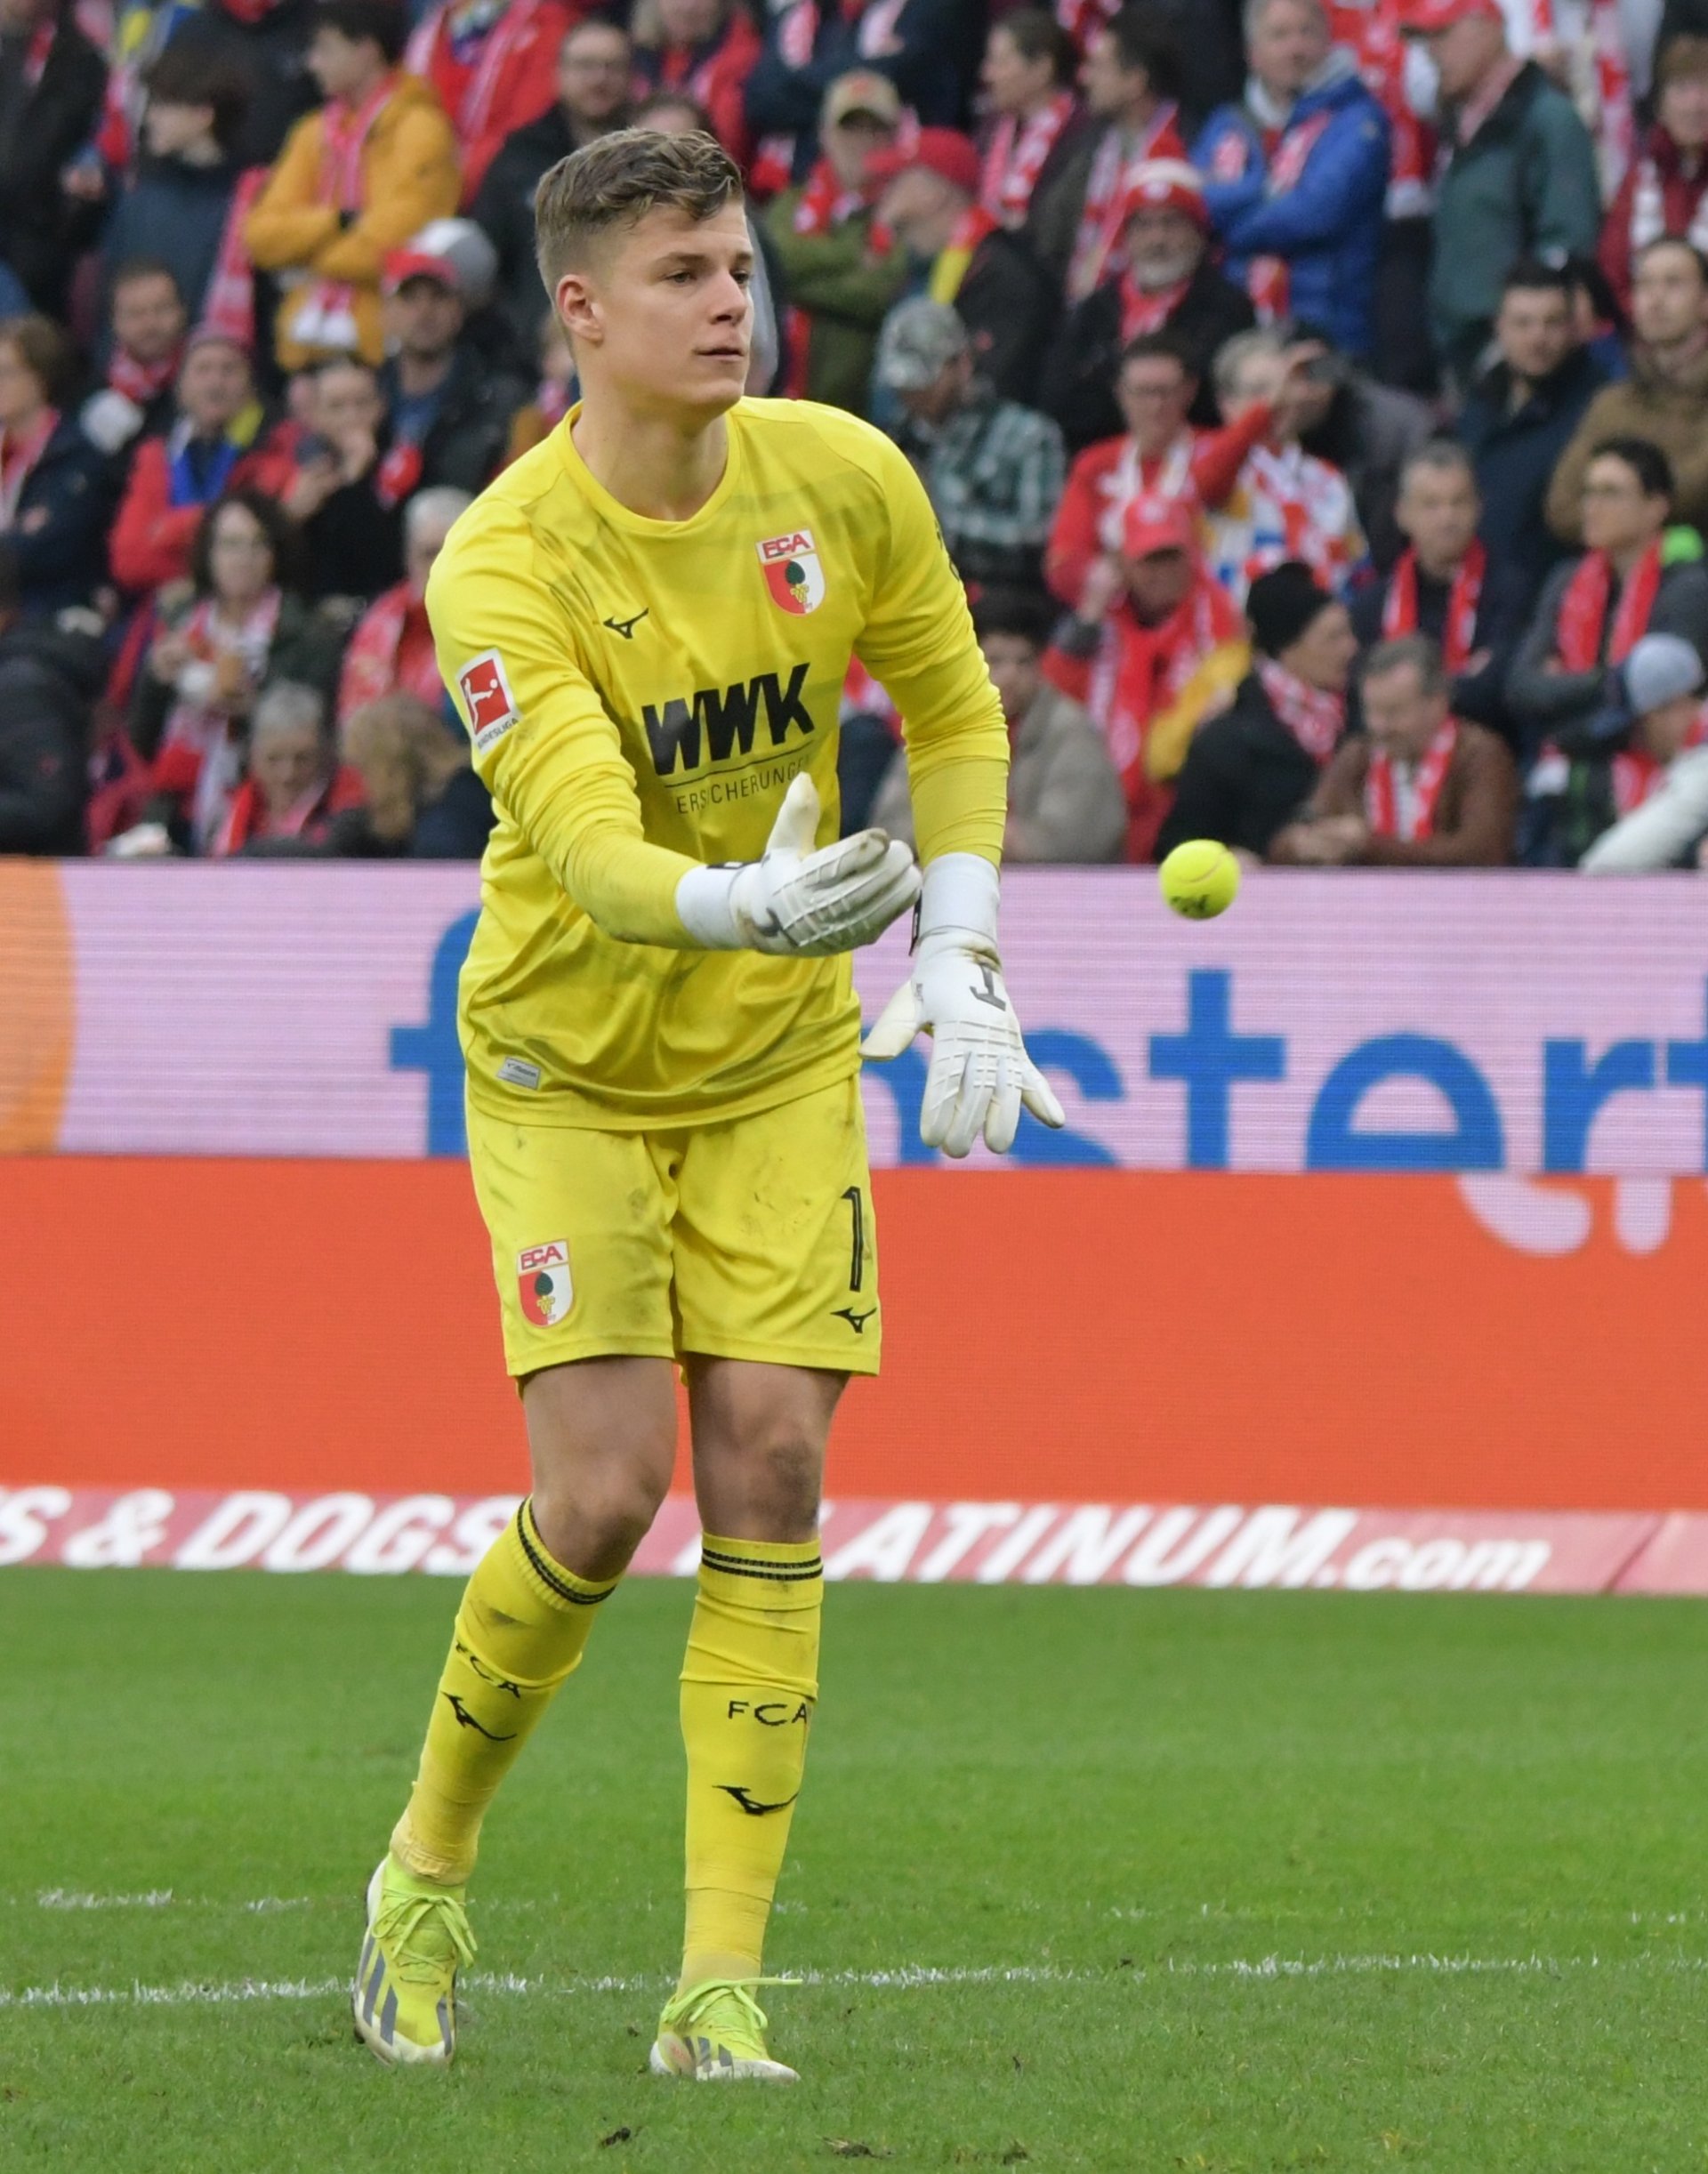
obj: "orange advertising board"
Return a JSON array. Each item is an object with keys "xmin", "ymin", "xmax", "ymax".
[{"xmin": 4, "ymin": 1158, "xmax": 1704, "ymax": 1514}]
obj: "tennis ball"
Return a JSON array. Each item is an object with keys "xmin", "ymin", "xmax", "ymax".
[{"xmin": 1158, "ymin": 839, "xmax": 1241, "ymax": 920}]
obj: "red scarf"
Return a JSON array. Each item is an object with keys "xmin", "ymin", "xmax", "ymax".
[
  {"xmin": 1365, "ymin": 718, "xmax": 1458, "ymax": 840},
  {"xmin": 406, "ymin": 0, "xmax": 541, "ymax": 150},
  {"xmin": 790, "ymin": 157, "xmax": 868, "ymax": 237},
  {"xmin": 297, "ymin": 75, "xmax": 394, "ymax": 348},
  {"xmin": 1055, "ymin": 0, "xmax": 1117, "ymax": 52},
  {"xmin": 340, "ymin": 580, "xmax": 444, "ymax": 719},
  {"xmin": 198, "ymin": 168, "xmax": 268, "ymax": 350},
  {"xmin": 1381, "ymin": 541, "xmax": 1485, "ymax": 673},
  {"xmin": 1117, "ymin": 268, "xmax": 1190, "ymax": 342},
  {"xmin": 1555, "ymin": 542, "xmax": 1664, "ymax": 672},
  {"xmin": 1612, "ymin": 711, "xmax": 1708, "ymax": 811},
  {"xmin": 1092, "ymin": 569, "xmax": 1242, "ymax": 801},
  {"xmin": 214, "ymin": 765, "xmax": 364, "ymax": 857},
  {"xmin": 1067, "ymin": 102, "xmax": 1184, "ymax": 301},
  {"xmin": 1328, "ymin": 1, "xmax": 1434, "ymax": 209},
  {"xmin": 108, "ymin": 344, "xmax": 181, "ymax": 408},
  {"xmin": 979, "ymin": 92, "xmax": 1075, "ymax": 227},
  {"xmin": 0, "ymin": 407, "xmax": 59, "ymax": 528},
  {"xmin": 1257, "ymin": 656, "xmax": 1343, "ymax": 763},
  {"xmin": 1245, "ymin": 108, "xmax": 1333, "ymax": 320}
]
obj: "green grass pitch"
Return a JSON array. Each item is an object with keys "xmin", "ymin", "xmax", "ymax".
[{"xmin": 3, "ymin": 1568, "xmax": 1707, "ymax": 2171}]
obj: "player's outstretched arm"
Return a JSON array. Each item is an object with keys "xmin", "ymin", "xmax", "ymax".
[
  {"xmin": 676, "ymin": 772, "xmax": 919, "ymax": 955},
  {"xmin": 430, "ymin": 509, "xmax": 915, "ymax": 955},
  {"xmin": 861, "ymin": 853, "xmax": 1064, "ymax": 1159}
]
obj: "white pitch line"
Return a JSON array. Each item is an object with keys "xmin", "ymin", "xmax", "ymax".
[{"xmin": 6, "ymin": 1954, "xmax": 1708, "ymax": 2013}]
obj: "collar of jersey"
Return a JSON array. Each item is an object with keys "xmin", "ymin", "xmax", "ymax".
[{"xmin": 557, "ymin": 399, "xmax": 747, "ymax": 535}]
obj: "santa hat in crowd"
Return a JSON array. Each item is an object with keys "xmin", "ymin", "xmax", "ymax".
[{"xmin": 1121, "ymin": 159, "xmax": 1209, "ymax": 232}]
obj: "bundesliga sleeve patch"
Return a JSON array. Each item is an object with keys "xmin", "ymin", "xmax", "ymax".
[
  {"xmin": 459, "ymin": 649, "xmax": 521, "ymax": 753},
  {"xmin": 517, "ymin": 1240, "xmax": 573, "ymax": 1326},
  {"xmin": 757, "ymin": 529, "xmax": 826, "ymax": 616}
]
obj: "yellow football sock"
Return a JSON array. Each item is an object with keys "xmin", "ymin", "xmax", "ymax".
[
  {"xmin": 677, "ymin": 1532, "xmax": 823, "ymax": 1991},
  {"xmin": 391, "ymin": 1497, "xmax": 617, "ymax": 1886}
]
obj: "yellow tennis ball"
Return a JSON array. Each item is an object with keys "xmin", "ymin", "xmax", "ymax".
[{"xmin": 1158, "ymin": 839, "xmax": 1241, "ymax": 920}]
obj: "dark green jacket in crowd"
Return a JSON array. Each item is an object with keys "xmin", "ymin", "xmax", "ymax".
[
  {"xmin": 761, "ymin": 192, "xmax": 908, "ymax": 414},
  {"xmin": 1430, "ymin": 61, "xmax": 1601, "ymax": 384}
]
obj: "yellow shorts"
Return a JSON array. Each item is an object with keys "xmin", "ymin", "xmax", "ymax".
[{"xmin": 466, "ymin": 1074, "xmax": 880, "ymax": 1380}]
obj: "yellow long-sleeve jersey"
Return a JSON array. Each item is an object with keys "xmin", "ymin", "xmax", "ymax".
[{"xmin": 428, "ymin": 396, "xmax": 1010, "ymax": 1130}]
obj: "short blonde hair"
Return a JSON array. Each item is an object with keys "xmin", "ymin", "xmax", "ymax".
[{"xmin": 533, "ymin": 126, "xmax": 742, "ymax": 293}]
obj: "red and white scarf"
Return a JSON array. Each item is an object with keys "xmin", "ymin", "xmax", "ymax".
[
  {"xmin": 107, "ymin": 344, "xmax": 181, "ymax": 408},
  {"xmin": 406, "ymin": 0, "xmax": 541, "ymax": 152},
  {"xmin": 1116, "ymin": 267, "xmax": 1190, "ymax": 342},
  {"xmin": 1257, "ymin": 656, "xmax": 1343, "ymax": 763},
  {"xmin": 295, "ymin": 76, "xmax": 394, "ymax": 352},
  {"xmin": 1055, "ymin": 0, "xmax": 1117, "ymax": 53},
  {"xmin": 789, "ymin": 157, "xmax": 869, "ymax": 236},
  {"xmin": 1381, "ymin": 541, "xmax": 1486, "ymax": 672},
  {"xmin": 1091, "ymin": 570, "xmax": 1240, "ymax": 800},
  {"xmin": 980, "ymin": 91, "xmax": 1075, "ymax": 227},
  {"xmin": 1067, "ymin": 101, "xmax": 1182, "ymax": 302},
  {"xmin": 1625, "ymin": 146, "xmax": 1708, "ymax": 262},
  {"xmin": 1555, "ymin": 541, "xmax": 1663, "ymax": 672},
  {"xmin": 199, "ymin": 167, "xmax": 269, "ymax": 350},
  {"xmin": 1329, "ymin": 0, "xmax": 1433, "ymax": 214},
  {"xmin": 0, "ymin": 407, "xmax": 59, "ymax": 529},
  {"xmin": 1245, "ymin": 108, "xmax": 1333, "ymax": 320},
  {"xmin": 1095, "ymin": 432, "xmax": 1197, "ymax": 552},
  {"xmin": 1513, "ymin": 0, "xmax": 1632, "ymax": 189},
  {"xmin": 1365, "ymin": 718, "xmax": 1459, "ymax": 839}
]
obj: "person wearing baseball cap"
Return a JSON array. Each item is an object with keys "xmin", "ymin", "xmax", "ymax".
[
  {"xmin": 873, "ymin": 298, "xmax": 1066, "ymax": 590},
  {"xmin": 1037, "ymin": 156, "xmax": 1257, "ymax": 451},
  {"xmin": 1156, "ymin": 559, "xmax": 1358, "ymax": 862},
  {"xmin": 759, "ymin": 70, "xmax": 909, "ymax": 411},
  {"xmin": 1047, "ymin": 487, "xmax": 1249, "ymax": 859},
  {"xmin": 869, "ymin": 126, "xmax": 1053, "ymax": 406},
  {"xmin": 376, "ymin": 221, "xmax": 527, "ymax": 499},
  {"xmin": 1404, "ymin": 0, "xmax": 1599, "ymax": 383}
]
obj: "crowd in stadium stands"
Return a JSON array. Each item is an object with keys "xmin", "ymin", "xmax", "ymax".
[{"xmin": 12, "ymin": 0, "xmax": 1708, "ymax": 871}]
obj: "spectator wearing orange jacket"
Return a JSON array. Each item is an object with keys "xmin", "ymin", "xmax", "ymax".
[
  {"xmin": 404, "ymin": 0, "xmax": 575, "ymax": 206},
  {"xmin": 1045, "ymin": 491, "xmax": 1249, "ymax": 860},
  {"xmin": 245, "ymin": 0, "xmax": 461, "ymax": 370}
]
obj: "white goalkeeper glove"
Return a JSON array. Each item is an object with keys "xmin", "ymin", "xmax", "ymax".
[
  {"xmin": 860, "ymin": 852, "xmax": 1065, "ymax": 1158},
  {"xmin": 675, "ymin": 772, "xmax": 920, "ymax": 956}
]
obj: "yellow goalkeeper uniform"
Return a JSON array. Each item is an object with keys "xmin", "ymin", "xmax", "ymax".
[{"xmin": 428, "ymin": 396, "xmax": 1008, "ymax": 1378}]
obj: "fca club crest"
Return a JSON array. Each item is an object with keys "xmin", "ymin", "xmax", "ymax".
[
  {"xmin": 757, "ymin": 529, "xmax": 826, "ymax": 616},
  {"xmin": 517, "ymin": 1239, "xmax": 572, "ymax": 1326}
]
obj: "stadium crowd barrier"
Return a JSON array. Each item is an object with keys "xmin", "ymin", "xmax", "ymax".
[{"xmin": 4, "ymin": 860, "xmax": 1708, "ymax": 1593}]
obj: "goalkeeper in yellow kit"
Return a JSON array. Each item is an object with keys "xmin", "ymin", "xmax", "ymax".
[{"xmin": 350, "ymin": 126, "xmax": 1063, "ymax": 2081}]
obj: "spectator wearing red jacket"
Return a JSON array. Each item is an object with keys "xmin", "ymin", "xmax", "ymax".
[
  {"xmin": 109, "ymin": 332, "xmax": 294, "ymax": 596},
  {"xmin": 1600, "ymin": 35, "xmax": 1708, "ymax": 317},
  {"xmin": 405, "ymin": 0, "xmax": 576, "ymax": 207},
  {"xmin": 632, "ymin": 0, "xmax": 762, "ymax": 171},
  {"xmin": 1044, "ymin": 491, "xmax": 1250, "ymax": 858},
  {"xmin": 337, "ymin": 484, "xmax": 467, "ymax": 721},
  {"xmin": 1044, "ymin": 328, "xmax": 1277, "ymax": 610}
]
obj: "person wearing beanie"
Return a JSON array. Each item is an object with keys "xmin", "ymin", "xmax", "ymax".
[
  {"xmin": 869, "ymin": 126, "xmax": 1055, "ymax": 407},
  {"xmin": 1270, "ymin": 632, "xmax": 1519, "ymax": 866},
  {"xmin": 1155, "ymin": 556, "xmax": 1357, "ymax": 859},
  {"xmin": 1557, "ymin": 632, "xmax": 1708, "ymax": 870},
  {"xmin": 1037, "ymin": 158, "xmax": 1256, "ymax": 453}
]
